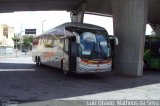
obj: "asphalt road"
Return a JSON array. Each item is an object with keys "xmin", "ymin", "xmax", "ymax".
[{"xmin": 0, "ymin": 56, "xmax": 160, "ymax": 103}]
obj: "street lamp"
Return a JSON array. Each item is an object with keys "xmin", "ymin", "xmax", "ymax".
[
  {"xmin": 42, "ymin": 20, "xmax": 46, "ymax": 33},
  {"xmin": 20, "ymin": 23, "xmax": 23, "ymax": 36},
  {"xmin": 15, "ymin": 33, "xmax": 19, "ymax": 58}
]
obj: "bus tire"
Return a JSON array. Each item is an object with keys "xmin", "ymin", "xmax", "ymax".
[
  {"xmin": 61, "ymin": 59, "xmax": 69, "ymax": 75},
  {"xmin": 63, "ymin": 70, "xmax": 68, "ymax": 75},
  {"xmin": 61, "ymin": 59, "xmax": 63, "ymax": 71},
  {"xmin": 37, "ymin": 57, "xmax": 42, "ymax": 67},
  {"xmin": 36, "ymin": 56, "xmax": 39, "ymax": 66}
]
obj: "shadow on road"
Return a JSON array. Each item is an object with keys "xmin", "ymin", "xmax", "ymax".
[{"xmin": 0, "ymin": 62, "xmax": 159, "ymax": 102}]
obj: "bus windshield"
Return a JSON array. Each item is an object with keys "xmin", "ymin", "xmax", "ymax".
[{"xmin": 77, "ymin": 28, "xmax": 110, "ymax": 60}]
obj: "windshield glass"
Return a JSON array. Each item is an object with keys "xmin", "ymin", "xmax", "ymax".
[
  {"xmin": 77, "ymin": 28, "xmax": 110, "ymax": 60},
  {"xmin": 65, "ymin": 27, "xmax": 111, "ymax": 60}
]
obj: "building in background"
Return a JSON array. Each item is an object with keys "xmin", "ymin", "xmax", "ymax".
[{"xmin": 0, "ymin": 24, "xmax": 14, "ymax": 47}]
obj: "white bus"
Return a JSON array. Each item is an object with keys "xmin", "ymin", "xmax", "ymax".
[{"xmin": 32, "ymin": 22, "xmax": 118, "ymax": 74}]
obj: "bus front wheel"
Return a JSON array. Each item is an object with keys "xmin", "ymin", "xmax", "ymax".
[
  {"xmin": 61, "ymin": 59, "xmax": 69, "ymax": 75},
  {"xmin": 63, "ymin": 70, "xmax": 68, "ymax": 75}
]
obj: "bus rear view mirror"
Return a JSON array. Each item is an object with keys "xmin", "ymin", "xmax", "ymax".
[
  {"xmin": 60, "ymin": 36, "xmax": 72, "ymax": 39},
  {"xmin": 71, "ymin": 42, "xmax": 79, "ymax": 57},
  {"xmin": 109, "ymin": 35, "xmax": 119, "ymax": 46}
]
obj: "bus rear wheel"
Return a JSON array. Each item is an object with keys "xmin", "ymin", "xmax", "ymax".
[
  {"xmin": 36, "ymin": 57, "xmax": 38, "ymax": 66},
  {"xmin": 36, "ymin": 57, "xmax": 42, "ymax": 67}
]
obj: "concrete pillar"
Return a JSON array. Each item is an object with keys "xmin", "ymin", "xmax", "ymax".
[
  {"xmin": 112, "ymin": 0, "xmax": 148, "ymax": 76},
  {"xmin": 150, "ymin": 23, "xmax": 160, "ymax": 35},
  {"xmin": 70, "ymin": 2, "xmax": 86, "ymax": 23}
]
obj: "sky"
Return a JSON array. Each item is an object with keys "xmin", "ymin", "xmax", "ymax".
[{"xmin": 0, "ymin": 11, "xmax": 153, "ymax": 35}]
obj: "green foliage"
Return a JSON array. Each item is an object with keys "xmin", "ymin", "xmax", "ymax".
[
  {"xmin": 12, "ymin": 35, "xmax": 34, "ymax": 49},
  {"xmin": 12, "ymin": 36, "xmax": 20, "ymax": 42},
  {"xmin": 146, "ymin": 31, "xmax": 160, "ymax": 39},
  {"xmin": 146, "ymin": 35, "xmax": 160, "ymax": 39},
  {"xmin": 151, "ymin": 31, "xmax": 156, "ymax": 36},
  {"xmin": 23, "ymin": 35, "xmax": 34, "ymax": 48},
  {"xmin": 12, "ymin": 36, "xmax": 21, "ymax": 49}
]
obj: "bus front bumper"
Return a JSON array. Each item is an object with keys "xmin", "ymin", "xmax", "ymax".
[{"xmin": 76, "ymin": 63, "xmax": 112, "ymax": 73}]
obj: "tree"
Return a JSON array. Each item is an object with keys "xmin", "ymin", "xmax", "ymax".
[
  {"xmin": 12, "ymin": 36, "xmax": 20, "ymax": 43},
  {"xmin": 12, "ymin": 35, "xmax": 34, "ymax": 50},
  {"xmin": 12, "ymin": 36, "xmax": 21, "ymax": 49},
  {"xmin": 151, "ymin": 31, "xmax": 156, "ymax": 36},
  {"xmin": 22, "ymin": 35, "xmax": 34, "ymax": 50}
]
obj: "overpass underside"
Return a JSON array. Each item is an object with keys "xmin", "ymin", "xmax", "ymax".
[{"xmin": 0, "ymin": 0, "xmax": 159, "ymax": 76}]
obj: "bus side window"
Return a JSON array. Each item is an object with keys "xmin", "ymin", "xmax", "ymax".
[{"xmin": 64, "ymin": 39, "xmax": 68, "ymax": 53}]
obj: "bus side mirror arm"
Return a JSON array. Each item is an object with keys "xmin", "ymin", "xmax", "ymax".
[
  {"xmin": 109, "ymin": 35, "xmax": 119, "ymax": 46},
  {"xmin": 114, "ymin": 36, "xmax": 119, "ymax": 46}
]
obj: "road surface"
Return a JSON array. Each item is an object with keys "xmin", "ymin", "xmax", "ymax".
[{"xmin": 0, "ymin": 56, "xmax": 159, "ymax": 104}]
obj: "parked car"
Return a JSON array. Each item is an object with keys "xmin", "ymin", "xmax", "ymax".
[{"xmin": 22, "ymin": 49, "xmax": 28, "ymax": 53}]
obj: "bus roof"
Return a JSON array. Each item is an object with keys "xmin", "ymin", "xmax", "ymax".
[
  {"xmin": 39, "ymin": 22, "xmax": 106, "ymax": 36},
  {"xmin": 56, "ymin": 22, "xmax": 106, "ymax": 30}
]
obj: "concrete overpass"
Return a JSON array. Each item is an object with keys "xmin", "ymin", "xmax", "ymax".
[
  {"xmin": 0, "ymin": 0, "xmax": 159, "ymax": 76},
  {"xmin": 0, "ymin": 0, "xmax": 159, "ymax": 23}
]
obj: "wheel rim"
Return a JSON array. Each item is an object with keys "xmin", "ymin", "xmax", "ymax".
[
  {"xmin": 63, "ymin": 70, "xmax": 68, "ymax": 75},
  {"xmin": 38, "ymin": 61, "xmax": 40, "ymax": 66},
  {"xmin": 38, "ymin": 59, "xmax": 41, "ymax": 66},
  {"xmin": 37, "ymin": 57, "xmax": 41, "ymax": 66}
]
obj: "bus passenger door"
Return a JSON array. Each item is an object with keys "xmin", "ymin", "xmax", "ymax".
[
  {"xmin": 62, "ymin": 37, "xmax": 77, "ymax": 72},
  {"xmin": 63, "ymin": 39, "xmax": 69, "ymax": 71}
]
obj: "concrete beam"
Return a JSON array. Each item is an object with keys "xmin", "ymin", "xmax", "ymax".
[
  {"xmin": 112, "ymin": 0, "xmax": 148, "ymax": 76},
  {"xmin": 70, "ymin": 2, "xmax": 86, "ymax": 23},
  {"xmin": 150, "ymin": 23, "xmax": 160, "ymax": 35}
]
